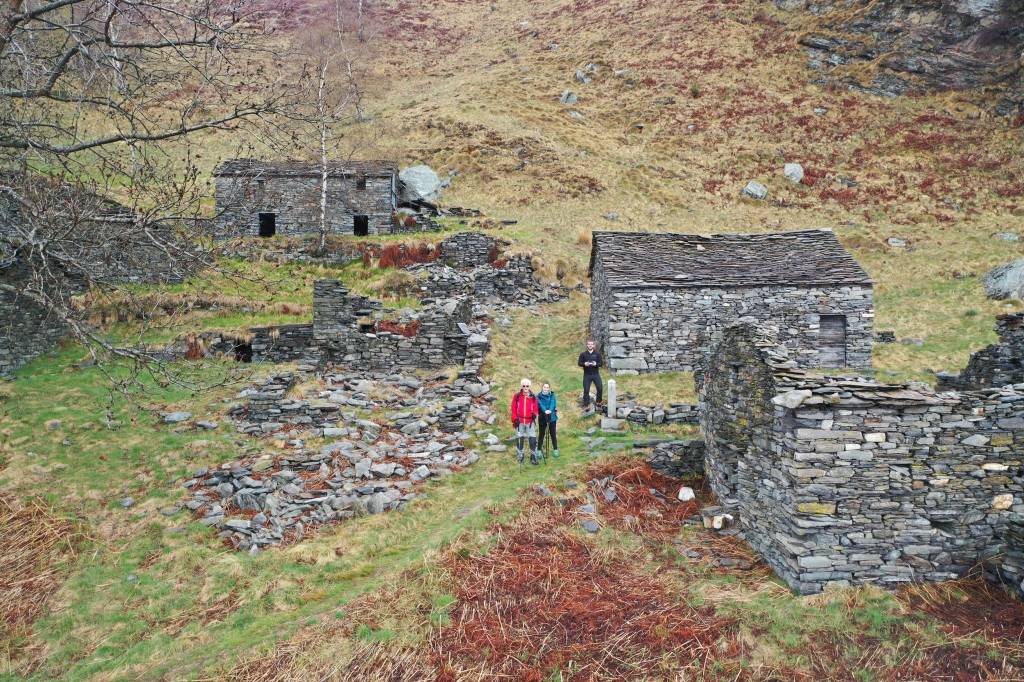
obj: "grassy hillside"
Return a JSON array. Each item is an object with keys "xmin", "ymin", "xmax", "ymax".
[{"xmin": 3, "ymin": 0, "xmax": 1024, "ymax": 679}]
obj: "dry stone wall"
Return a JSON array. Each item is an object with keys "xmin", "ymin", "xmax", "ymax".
[
  {"xmin": 0, "ymin": 289, "xmax": 67, "ymax": 378},
  {"xmin": 591, "ymin": 279, "xmax": 874, "ymax": 374},
  {"xmin": 701, "ymin": 323, "xmax": 1024, "ymax": 595},
  {"xmin": 939, "ymin": 313, "xmax": 1024, "ymax": 391},
  {"xmin": 438, "ymin": 232, "xmax": 506, "ymax": 268}
]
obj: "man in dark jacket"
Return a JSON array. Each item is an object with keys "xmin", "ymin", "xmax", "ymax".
[{"xmin": 578, "ymin": 339, "xmax": 603, "ymax": 414}]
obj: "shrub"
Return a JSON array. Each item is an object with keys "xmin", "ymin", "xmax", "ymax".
[
  {"xmin": 375, "ymin": 320, "xmax": 421, "ymax": 337},
  {"xmin": 378, "ymin": 243, "xmax": 439, "ymax": 269}
]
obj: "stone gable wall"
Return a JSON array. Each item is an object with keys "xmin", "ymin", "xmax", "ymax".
[
  {"xmin": 590, "ymin": 273, "xmax": 873, "ymax": 373},
  {"xmin": 701, "ymin": 324, "xmax": 1024, "ymax": 595},
  {"xmin": 213, "ymin": 174, "xmax": 397, "ymax": 238}
]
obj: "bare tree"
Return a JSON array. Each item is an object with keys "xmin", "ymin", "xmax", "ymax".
[
  {"xmin": 309, "ymin": 0, "xmax": 370, "ymax": 254},
  {"xmin": 0, "ymin": 0, "xmax": 305, "ymax": 391}
]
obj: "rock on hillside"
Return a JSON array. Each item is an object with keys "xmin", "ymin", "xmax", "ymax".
[{"xmin": 781, "ymin": 0, "xmax": 1024, "ymax": 114}]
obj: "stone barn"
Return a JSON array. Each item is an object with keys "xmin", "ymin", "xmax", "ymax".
[
  {"xmin": 588, "ymin": 229, "xmax": 874, "ymax": 374},
  {"xmin": 700, "ymin": 323, "xmax": 1024, "ymax": 595},
  {"xmin": 212, "ymin": 159, "xmax": 399, "ymax": 239}
]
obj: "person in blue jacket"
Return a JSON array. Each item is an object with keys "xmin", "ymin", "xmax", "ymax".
[{"xmin": 537, "ymin": 382, "xmax": 559, "ymax": 458}]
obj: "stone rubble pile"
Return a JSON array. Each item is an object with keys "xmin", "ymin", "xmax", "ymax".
[
  {"xmin": 187, "ymin": 369, "xmax": 497, "ymax": 550},
  {"xmin": 411, "ymin": 254, "xmax": 568, "ymax": 310}
]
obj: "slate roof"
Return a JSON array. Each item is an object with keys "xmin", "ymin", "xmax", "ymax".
[
  {"xmin": 589, "ymin": 229, "xmax": 871, "ymax": 289},
  {"xmin": 214, "ymin": 159, "xmax": 398, "ymax": 178}
]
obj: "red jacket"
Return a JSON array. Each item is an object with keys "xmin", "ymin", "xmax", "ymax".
[{"xmin": 511, "ymin": 391, "xmax": 539, "ymax": 426}]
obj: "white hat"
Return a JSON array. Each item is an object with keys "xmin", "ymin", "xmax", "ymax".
[{"xmin": 521, "ymin": 378, "xmax": 531, "ymax": 387}]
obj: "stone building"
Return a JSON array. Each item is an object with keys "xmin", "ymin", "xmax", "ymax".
[
  {"xmin": 588, "ymin": 229, "xmax": 874, "ymax": 374},
  {"xmin": 212, "ymin": 159, "xmax": 400, "ymax": 238},
  {"xmin": 700, "ymin": 322, "xmax": 1024, "ymax": 595}
]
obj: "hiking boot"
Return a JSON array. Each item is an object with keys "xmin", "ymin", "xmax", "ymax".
[
  {"xmin": 552, "ymin": 449, "xmax": 559, "ymax": 458},
  {"xmin": 516, "ymin": 450, "xmax": 524, "ymax": 464},
  {"xmin": 530, "ymin": 451, "xmax": 540, "ymax": 465}
]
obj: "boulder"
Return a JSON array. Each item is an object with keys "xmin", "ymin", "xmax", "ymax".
[
  {"xmin": 984, "ymin": 260, "xmax": 1024, "ymax": 300},
  {"xmin": 560, "ymin": 90, "xmax": 577, "ymax": 105},
  {"xmin": 741, "ymin": 181, "xmax": 768, "ymax": 200},
  {"xmin": 783, "ymin": 163, "xmax": 804, "ymax": 184},
  {"xmin": 399, "ymin": 165, "xmax": 446, "ymax": 203}
]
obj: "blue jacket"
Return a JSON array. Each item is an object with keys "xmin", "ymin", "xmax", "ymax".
[{"xmin": 537, "ymin": 391, "xmax": 557, "ymax": 422}]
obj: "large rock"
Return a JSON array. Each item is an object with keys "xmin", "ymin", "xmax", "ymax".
[
  {"xmin": 741, "ymin": 181, "xmax": 768, "ymax": 200},
  {"xmin": 399, "ymin": 165, "xmax": 446, "ymax": 203},
  {"xmin": 984, "ymin": 260, "xmax": 1024, "ymax": 300}
]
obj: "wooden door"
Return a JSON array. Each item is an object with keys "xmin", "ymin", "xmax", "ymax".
[{"xmin": 818, "ymin": 315, "xmax": 847, "ymax": 367}]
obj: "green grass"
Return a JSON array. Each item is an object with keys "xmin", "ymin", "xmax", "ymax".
[{"xmin": 0, "ymin": 308, "xmax": 612, "ymax": 679}]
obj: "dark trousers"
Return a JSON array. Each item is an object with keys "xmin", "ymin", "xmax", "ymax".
[
  {"xmin": 583, "ymin": 374, "xmax": 602, "ymax": 406},
  {"xmin": 539, "ymin": 414, "xmax": 557, "ymax": 450}
]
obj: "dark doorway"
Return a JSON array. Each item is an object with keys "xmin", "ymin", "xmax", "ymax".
[
  {"xmin": 353, "ymin": 214, "xmax": 369, "ymax": 236},
  {"xmin": 258, "ymin": 212, "xmax": 276, "ymax": 238},
  {"xmin": 818, "ymin": 315, "xmax": 847, "ymax": 366}
]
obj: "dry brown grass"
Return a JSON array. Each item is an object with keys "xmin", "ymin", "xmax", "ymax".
[{"xmin": 0, "ymin": 496, "xmax": 87, "ymax": 671}]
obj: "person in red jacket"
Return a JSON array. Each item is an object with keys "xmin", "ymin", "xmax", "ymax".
[{"xmin": 511, "ymin": 378, "xmax": 541, "ymax": 465}]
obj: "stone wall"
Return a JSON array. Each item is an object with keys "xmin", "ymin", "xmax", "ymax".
[
  {"xmin": 987, "ymin": 522, "xmax": 1024, "ymax": 599},
  {"xmin": 700, "ymin": 324, "xmax": 1024, "ymax": 595},
  {"xmin": 590, "ymin": 271, "xmax": 873, "ymax": 373},
  {"xmin": 0, "ymin": 288, "xmax": 67, "ymax": 378},
  {"xmin": 939, "ymin": 313, "xmax": 1024, "ymax": 391},
  {"xmin": 213, "ymin": 174, "xmax": 396, "ymax": 238},
  {"xmin": 645, "ymin": 439, "xmax": 706, "ymax": 479},
  {"xmin": 439, "ymin": 232, "xmax": 506, "ymax": 268},
  {"xmin": 250, "ymin": 325, "xmax": 315, "ymax": 364}
]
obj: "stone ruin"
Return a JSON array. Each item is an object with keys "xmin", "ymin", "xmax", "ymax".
[
  {"xmin": 246, "ymin": 279, "xmax": 486, "ymax": 371},
  {"xmin": 183, "ymin": 368, "xmax": 498, "ymax": 551},
  {"xmin": 698, "ymin": 321, "xmax": 1024, "ymax": 596},
  {"xmin": 938, "ymin": 313, "xmax": 1024, "ymax": 391},
  {"xmin": 411, "ymin": 231, "xmax": 568, "ymax": 309}
]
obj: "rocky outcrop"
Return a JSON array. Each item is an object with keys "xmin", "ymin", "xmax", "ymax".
[{"xmin": 781, "ymin": 0, "xmax": 1024, "ymax": 114}]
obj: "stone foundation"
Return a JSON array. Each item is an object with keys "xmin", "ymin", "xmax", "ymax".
[{"xmin": 246, "ymin": 280, "xmax": 479, "ymax": 372}]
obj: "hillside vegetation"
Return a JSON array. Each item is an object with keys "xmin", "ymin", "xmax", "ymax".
[{"xmin": 2, "ymin": 0, "xmax": 1024, "ymax": 680}]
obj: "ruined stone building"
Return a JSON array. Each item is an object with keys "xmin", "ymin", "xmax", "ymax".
[
  {"xmin": 699, "ymin": 321, "xmax": 1024, "ymax": 596},
  {"xmin": 1, "ymin": 175, "xmax": 191, "ymax": 378},
  {"xmin": 588, "ymin": 230, "xmax": 874, "ymax": 374},
  {"xmin": 247, "ymin": 279, "xmax": 482, "ymax": 371},
  {"xmin": 212, "ymin": 159, "xmax": 400, "ymax": 239}
]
